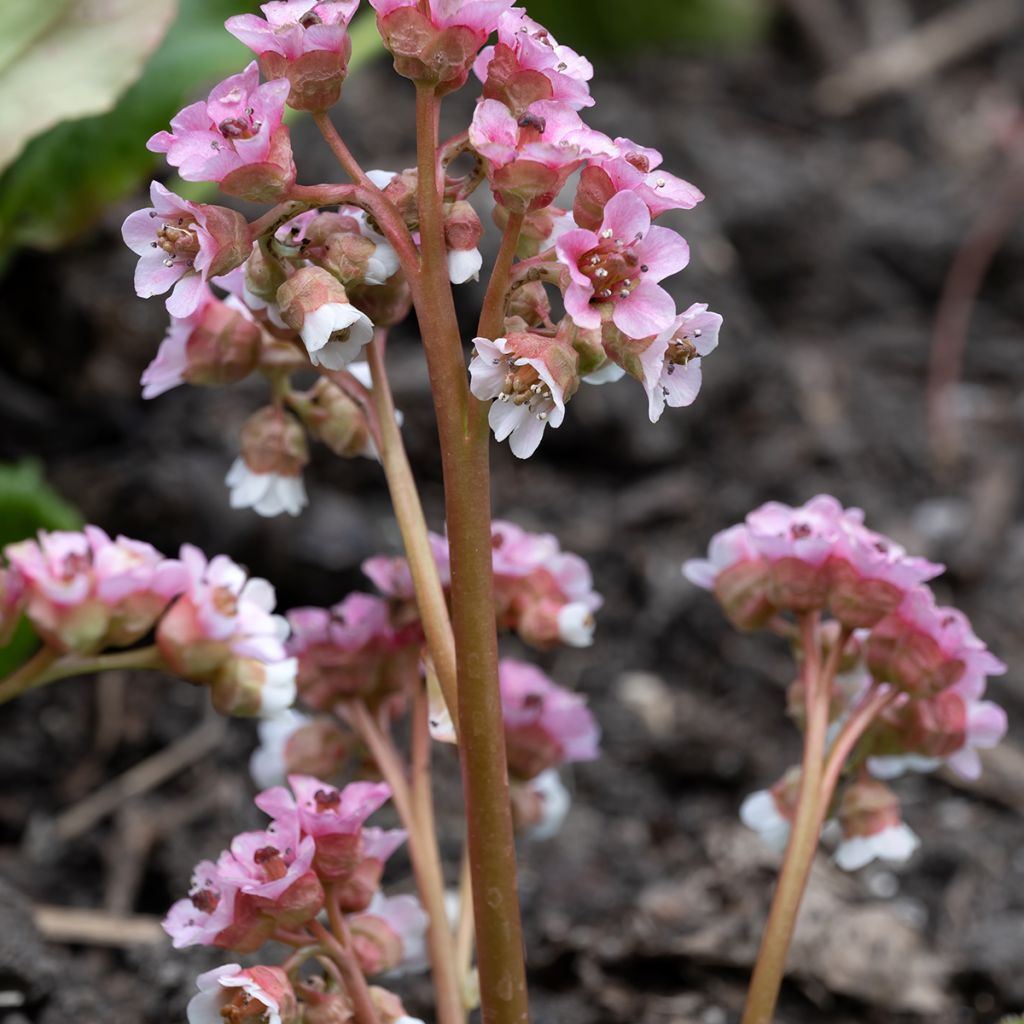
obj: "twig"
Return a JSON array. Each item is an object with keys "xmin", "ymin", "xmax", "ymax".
[
  {"xmin": 33, "ymin": 906, "xmax": 165, "ymax": 947},
  {"xmin": 817, "ymin": 0, "xmax": 1024, "ymax": 114},
  {"xmin": 50, "ymin": 711, "xmax": 226, "ymax": 843}
]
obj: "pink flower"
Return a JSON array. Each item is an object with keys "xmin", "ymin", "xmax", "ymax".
[
  {"xmin": 349, "ymin": 892, "xmax": 429, "ymax": 976},
  {"xmin": 362, "ymin": 533, "xmax": 451, "ymax": 600},
  {"xmin": 370, "ymin": 0, "xmax": 513, "ymax": 34},
  {"xmin": 469, "ymin": 333, "xmax": 578, "ymax": 458},
  {"xmin": 156, "ymin": 546, "xmax": 297, "ymax": 715},
  {"xmin": 575, "ymin": 138, "xmax": 704, "ymax": 229},
  {"xmin": 163, "ymin": 861, "xmax": 254, "ymax": 951},
  {"xmin": 148, "ymin": 62, "xmax": 295, "ymax": 201},
  {"xmin": 470, "ymin": 98, "xmax": 614, "ymax": 211},
  {"xmin": 556, "ymin": 189, "xmax": 689, "ymax": 339},
  {"xmin": 866, "ymin": 587, "xmax": 1006, "ymax": 698},
  {"xmin": 4, "ymin": 527, "xmax": 186, "ymax": 654},
  {"xmin": 286, "ymin": 593, "xmax": 418, "ymax": 709},
  {"xmin": 226, "ymin": 2, "xmax": 359, "ymax": 110},
  {"xmin": 638, "ymin": 302, "xmax": 722, "ymax": 423},
  {"xmin": 187, "ymin": 964, "xmax": 298, "ymax": 1024},
  {"xmin": 499, "ymin": 658, "xmax": 600, "ymax": 779},
  {"xmin": 121, "ymin": 183, "xmax": 251, "ymax": 317},
  {"xmin": 141, "ymin": 287, "xmax": 261, "ymax": 399},
  {"xmin": 255, "ymin": 775, "xmax": 392, "ymax": 881},
  {"xmin": 475, "ymin": 10, "xmax": 594, "ymax": 111}
]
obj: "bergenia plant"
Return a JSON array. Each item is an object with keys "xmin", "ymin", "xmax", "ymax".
[{"xmin": 0, "ymin": 3, "xmax": 1008, "ymax": 1024}]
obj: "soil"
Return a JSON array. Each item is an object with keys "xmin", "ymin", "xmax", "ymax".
[{"xmin": 2, "ymin": 7, "xmax": 1024, "ymax": 1024}]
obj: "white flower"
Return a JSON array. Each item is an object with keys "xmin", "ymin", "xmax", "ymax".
[
  {"xmin": 226, "ymin": 458, "xmax": 308, "ymax": 518},
  {"xmin": 524, "ymin": 769, "xmax": 572, "ymax": 840},
  {"xmin": 257, "ymin": 657, "xmax": 299, "ymax": 717},
  {"xmin": 740, "ymin": 789, "xmax": 790, "ymax": 852},
  {"xmin": 557, "ymin": 602, "xmax": 595, "ymax": 647},
  {"xmin": 834, "ymin": 823, "xmax": 920, "ymax": 872},
  {"xmin": 448, "ymin": 247, "xmax": 483, "ymax": 284},
  {"xmin": 301, "ymin": 302, "xmax": 374, "ymax": 370},
  {"xmin": 250, "ymin": 708, "xmax": 312, "ymax": 788},
  {"xmin": 583, "ymin": 361, "xmax": 626, "ymax": 385},
  {"xmin": 187, "ymin": 965, "xmax": 282, "ymax": 1024}
]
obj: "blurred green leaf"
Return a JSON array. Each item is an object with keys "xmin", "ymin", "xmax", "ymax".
[
  {"xmin": 0, "ymin": 0, "xmax": 72, "ymax": 73},
  {"xmin": 525, "ymin": 0, "xmax": 767, "ymax": 51},
  {"xmin": 0, "ymin": 0, "xmax": 178, "ymax": 171},
  {"xmin": 0, "ymin": 463, "xmax": 81, "ymax": 676},
  {"xmin": 0, "ymin": 3, "xmax": 384, "ymax": 264}
]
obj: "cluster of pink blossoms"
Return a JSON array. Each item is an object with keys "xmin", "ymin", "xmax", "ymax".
[
  {"xmin": 167, "ymin": 774, "xmax": 428, "ymax": 1024},
  {"xmin": 686, "ymin": 495, "xmax": 1008, "ymax": 870},
  {"xmin": 363, "ymin": 518, "xmax": 602, "ymax": 649},
  {"xmin": 1, "ymin": 529, "xmax": 297, "ymax": 717}
]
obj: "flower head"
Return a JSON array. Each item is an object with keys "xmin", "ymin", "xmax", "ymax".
[
  {"xmin": 121, "ymin": 183, "xmax": 251, "ymax": 317},
  {"xmin": 148, "ymin": 62, "xmax": 295, "ymax": 200},
  {"xmin": 187, "ymin": 964, "xmax": 298, "ymax": 1024},
  {"xmin": 499, "ymin": 658, "xmax": 600, "ymax": 779},
  {"xmin": 226, "ymin": 2, "xmax": 360, "ymax": 110},
  {"xmin": 556, "ymin": 189, "xmax": 689, "ymax": 339}
]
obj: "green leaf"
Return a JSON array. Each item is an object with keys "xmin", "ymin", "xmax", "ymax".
[
  {"xmin": 0, "ymin": 0, "xmax": 73, "ymax": 74},
  {"xmin": 0, "ymin": 4, "xmax": 385, "ymax": 263},
  {"xmin": 0, "ymin": 462, "xmax": 81, "ymax": 676},
  {"xmin": 0, "ymin": 0, "xmax": 178, "ymax": 172}
]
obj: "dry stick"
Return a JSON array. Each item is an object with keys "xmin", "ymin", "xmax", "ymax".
[
  {"xmin": 817, "ymin": 0, "xmax": 1024, "ymax": 114},
  {"xmin": 33, "ymin": 906, "xmax": 165, "ymax": 947},
  {"xmin": 413, "ymin": 82, "xmax": 530, "ymax": 1024},
  {"xmin": 926, "ymin": 156, "xmax": 1024, "ymax": 467},
  {"xmin": 344, "ymin": 700, "xmax": 463, "ymax": 1024},
  {"xmin": 742, "ymin": 613, "xmax": 830, "ymax": 1024},
  {"xmin": 51, "ymin": 711, "xmax": 225, "ymax": 843}
]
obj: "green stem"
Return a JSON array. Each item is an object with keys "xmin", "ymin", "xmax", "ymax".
[
  {"xmin": 413, "ymin": 81, "xmax": 530, "ymax": 1024},
  {"xmin": 742, "ymin": 614, "xmax": 831, "ymax": 1024},
  {"xmin": 0, "ymin": 645, "xmax": 165, "ymax": 706},
  {"xmin": 344, "ymin": 700, "xmax": 464, "ymax": 1024},
  {"xmin": 365, "ymin": 332, "xmax": 459, "ymax": 724}
]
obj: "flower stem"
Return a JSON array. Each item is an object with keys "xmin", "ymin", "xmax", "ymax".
[
  {"xmin": 365, "ymin": 332, "xmax": 459, "ymax": 722},
  {"xmin": 413, "ymin": 81, "xmax": 530, "ymax": 1024},
  {"xmin": 479, "ymin": 209, "xmax": 525, "ymax": 339},
  {"xmin": 0, "ymin": 645, "xmax": 166, "ymax": 706},
  {"xmin": 314, "ymin": 111, "xmax": 372, "ymax": 185},
  {"xmin": 742, "ymin": 613, "xmax": 831, "ymax": 1024},
  {"xmin": 344, "ymin": 699, "xmax": 463, "ymax": 1024},
  {"xmin": 309, "ymin": 917, "xmax": 380, "ymax": 1024}
]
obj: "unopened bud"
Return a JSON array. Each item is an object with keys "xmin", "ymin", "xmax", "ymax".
[
  {"xmin": 380, "ymin": 169, "xmax": 420, "ymax": 230},
  {"xmin": 349, "ymin": 914, "xmax": 405, "ymax": 975},
  {"xmin": 195, "ymin": 204, "xmax": 252, "ymax": 279},
  {"xmin": 348, "ymin": 275, "xmax": 412, "ymax": 329},
  {"xmin": 182, "ymin": 300, "xmax": 261, "ymax": 388},
  {"xmin": 293, "ymin": 380, "xmax": 374, "ymax": 459},
  {"xmin": 261, "ymin": 45, "xmax": 353, "ymax": 112},
  {"xmin": 240, "ymin": 406, "xmax": 309, "ymax": 478},
  {"xmin": 572, "ymin": 164, "xmax": 617, "ymax": 232},
  {"xmin": 506, "ymin": 281, "xmax": 551, "ymax": 330},
  {"xmin": 245, "ymin": 243, "xmax": 289, "ymax": 304},
  {"xmin": 211, "ymin": 654, "xmax": 298, "ymax": 718},
  {"xmin": 323, "ymin": 231, "xmax": 380, "ymax": 285}
]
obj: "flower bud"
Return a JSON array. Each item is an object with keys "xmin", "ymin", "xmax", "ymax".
[
  {"xmin": 506, "ymin": 281, "xmax": 551, "ymax": 331},
  {"xmin": 219, "ymin": 125, "xmax": 298, "ymax": 203},
  {"xmin": 211, "ymin": 654, "xmax": 298, "ymax": 718},
  {"xmin": 348, "ymin": 275, "xmax": 413, "ymax": 329},
  {"xmin": 322, "ymin": 231, "xmax": 381, "ymax": 285},
  {"xmin": 264, "ymin": 46, "xmax": 353, "ymax": 112},
  {"xmin": 374, "ymin": 7, "xmax": 483, "ymax": 93},
  {"xmin": 740, "ymin": 767, "xmax": 801, "ymax": 852},
  {"xmin": 350, "ymin": 913, "xmax": 406, "ymax": 975},
  {"xmin": 444, "ymin": 200, "xmax": 484, "ymax": 283},
  {"xmin": 380, "ymin": 169, "xmax": 420, "ymax": 230},
  {"xmin": 185, "ymin": 299, "xmax": 262, "ymax": 387},
  {"xmin": 277, "ymin": 266, "xmax": 374, "ymax": 370},
  {"xmin": 245, "ymin": 242, "xmax": 289, "ymax": 305},
  {"xmin": 303, "ymin": 990, "xmax": 356, "ymax": 1024},
  {"xmin": 293, "ymin": 379, "xmax": 375, "ymax": 459},
  {"xmin": 348, "ymin": 893, "xmax": 428, "ymax": 977},
  {"xmin": 196, "ymin": 204, "xmax": 253, "ymax": 279},
  {"xmin": 834, "ymin": 777, "xmax": 919, "ymax": 871}
]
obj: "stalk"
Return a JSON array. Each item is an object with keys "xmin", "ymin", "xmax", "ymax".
[
  {"xmin": 309, "ymin": 917, "xmax": 380, "ymax": 1024},
  {"xmin": 412, "ymin": 81, "xmax": 530, "ymax": 1024},
  {"xmin": 742, "ymin": 613, "xmax": 830, "ymax": 1024}
]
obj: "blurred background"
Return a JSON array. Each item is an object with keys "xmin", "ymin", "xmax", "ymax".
[{"xmin": 1, "ymin": 0, "xmax": 1024, "ymax": 1021}]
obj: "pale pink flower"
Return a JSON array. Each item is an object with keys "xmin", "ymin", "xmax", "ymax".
[
  {"xmin": 163, "ymin": 862, "xmax": 266, "ymax": 952},
  {"xmin": 187, "ymin": 965, "xmax": 297, "ymax": 1024},
  {"xmin": 349, "ymin": 892, "xmax": 430, "ymax": 976},
  {"xmin": 591, "ymin": 138, "xmax": 704, "ymax": 219},
  {"xmin": 557, "ymin": 189, "xmax": 689, "ymax": 340},
  {"xmin": 156, "ymin": 545, "xmax": 296, "ymax": 705},
  {"xmin": 369, "ymin": 0, "xmax": 513, "ymax": 34},
  {"xmin": 469, "ymin": 335, "xmax": 571, "ymax": 458},
  {"xmin": 148, "ymin": 62, "xmax": 294, "ymax": 198},
  {"xmin": 489, "ymin": 520, "xmax": 560, "ymax": 576},
  {"xmin": 121, "ymin": 183, "xmax": 250, "ymax": 317},
  {"xmin": 4, "ymin": 528, "xmax": 185, "ymax": 653},
  {"xmin": 499, "ymin": 658, "xmax": 600, "ymax": 779},
  {"xmin": 638, "ymin": 303, "xmax": 722, "ymax": 423},
  {"xmin": 141, "ymin": 288, "xmax": 261, "ymax": 399},
  {"xmin": 470, "ymin": 98, "xmax": 613, "ymax": 211},
  {"xmin": 474, "ymin": 9, "xmax": 594, "ymax": 110},
  {"xmin": 362, "ymin": 533, "xmax": 451, "ymax": 600}
]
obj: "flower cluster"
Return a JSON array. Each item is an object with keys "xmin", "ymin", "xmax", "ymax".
[
  {"xmin": 364, "ymin": 518, "xmax": 602, "ymax": 649},
  {"xmin": 169, "ymin": 775, "xmax": 427, "ymax": 1023},
  {"xmin": 687, "ymin": 495, "xmax": 1007, "ymax": 870},
  {"xmin": 1, "ymin": 529, "xmax": 297, "ymax": 718}
]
